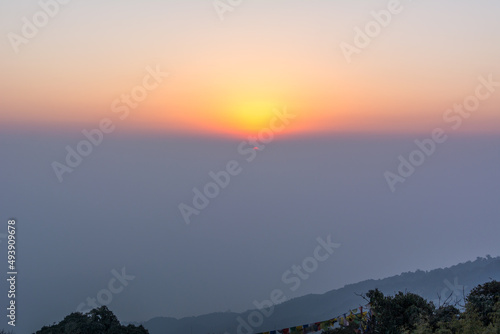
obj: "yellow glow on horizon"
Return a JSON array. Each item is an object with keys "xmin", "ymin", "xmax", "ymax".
[{"xmin": 223, "ymin": 100, "xmax": 279, "ymax": 134}]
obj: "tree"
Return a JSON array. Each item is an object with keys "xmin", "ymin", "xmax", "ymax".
[
  {"xmin": 427, "ymin": 305, "xmax": 460, "ymax": 330},
  {"xmin": 366, "ymin": 289, "xmax": 434, "ymax": 333},
  {"xmin": 324, "ymin": 281, "xmax": 500, "ymax": 333},
  {"xmin": 465, "ymin": 280, "xmax": 500, "ymax": 327},
  {"xmin": 35, "ymin": 306, "xmax": 149, "ymax": 334},
  {"xmin": 410, "ymin": 280, "xmax": 500, "ymax": 333}
]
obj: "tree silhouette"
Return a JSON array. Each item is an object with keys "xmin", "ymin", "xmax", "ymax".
[
  {"xmin": 465, "ymin": 280, "xmax": 500, "ymax": 327},
  {"xmin": 35, "ymin": 306, "xmax": 148, "ymax": 334}
]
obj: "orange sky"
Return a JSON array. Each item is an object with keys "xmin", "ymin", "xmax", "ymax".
[{"xmin": 1, "ymin": 1, "xmax": 499, "ymax": 137}]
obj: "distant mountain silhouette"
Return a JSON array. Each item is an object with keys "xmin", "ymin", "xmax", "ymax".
[{"xmin": 140, "ymin": 255, "xmax": 500, "ymax": 334}]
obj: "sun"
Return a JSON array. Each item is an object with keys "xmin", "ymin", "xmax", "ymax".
[{"xmin": 224, "ymin": 100, "xmax": 278, "ymax": 135}]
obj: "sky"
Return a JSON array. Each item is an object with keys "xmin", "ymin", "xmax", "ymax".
[{"xmin": 0, "ymin": 0, "xmax": 499, "ymax": 333}]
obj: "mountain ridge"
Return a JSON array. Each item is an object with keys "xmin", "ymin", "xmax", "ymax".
[{"xmin": 140, "ymin": 255, "xmax": 500, "ymax": 334}]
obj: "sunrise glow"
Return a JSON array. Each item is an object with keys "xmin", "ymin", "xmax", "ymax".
[{"xmin": 1, "ymin": 1, "xmax": 499, "ymax": 138}]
